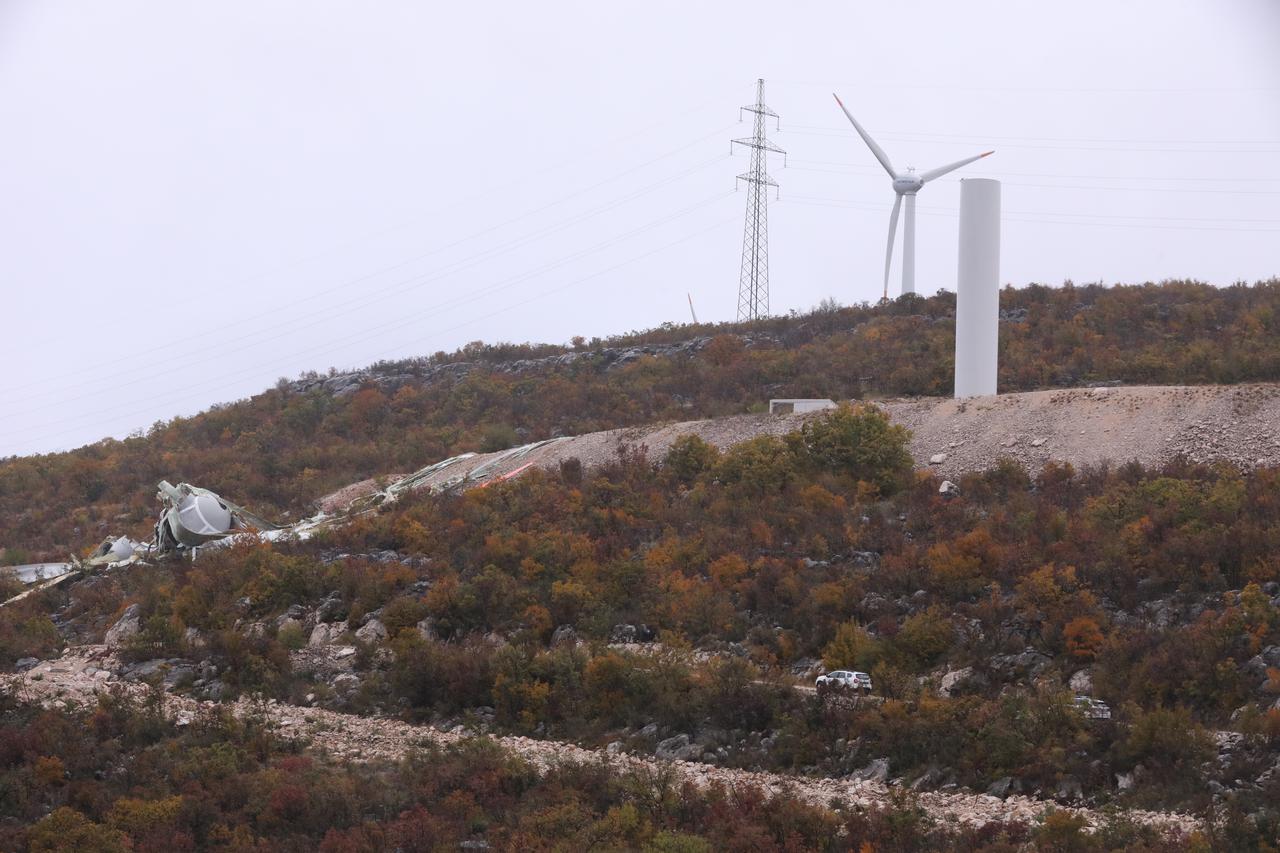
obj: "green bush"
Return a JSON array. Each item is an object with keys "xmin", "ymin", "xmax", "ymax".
[{"xmin": 786, "ymin": 403, "xmax": 913, "ymax": 495}]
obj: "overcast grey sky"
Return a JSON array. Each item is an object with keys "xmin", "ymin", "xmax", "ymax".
[{"xmin": 3, "ymin": 1, "xmax": 1278, "ymax": 457}]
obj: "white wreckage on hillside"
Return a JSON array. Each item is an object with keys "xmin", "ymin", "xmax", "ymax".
[{"xmin": 1, "ymin": 437, "xmax": 570, "ymax": 607}]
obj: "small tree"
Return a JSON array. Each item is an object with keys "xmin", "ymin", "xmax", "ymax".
[
  {"xmin": 663, "ymin": 435, "xmax": 720, "ymax": 484},
  {"xmin": 822, "ymin": 620, "xmax": 881, "ymax": 672},
  {"xmin": 714, "ymin": 436, "xmax": 794, "ymax": 495},
  {"xmin": 786, "ymin": 404, "xmax": 913, "ymax": 495},
  {"xmin": 1063, "ymin": 616, "xmax": 1104, "ymax": 661}
]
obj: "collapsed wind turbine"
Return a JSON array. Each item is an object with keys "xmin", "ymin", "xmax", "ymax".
[{"xmin": 832, "ymin": 94, "xmax": 993, "ymax": 299}]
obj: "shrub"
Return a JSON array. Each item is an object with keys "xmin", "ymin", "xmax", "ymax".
[
  {"xmin": 822, "ymin": 621, "xmax": 881, "ymax": 672},
  {"xmin": 786, "ymin": 403, "xmax": 913, "ymax": 495},
  {"xmin": 663, "ymin": 435, "xmax": 720, "ymax": 484}
]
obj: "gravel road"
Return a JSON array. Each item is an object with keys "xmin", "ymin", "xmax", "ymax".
[{"xmin": 5, "ymin": 646, "xmax": 1200, "ymax": 836}]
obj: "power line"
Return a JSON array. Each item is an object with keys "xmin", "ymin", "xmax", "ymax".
[
  {"xmin": 3, "ymin": 215, "xmax": 737, "ymax": 454},
  {"xmin": 784, "ymin": 123, "xmax": 1280, "ymax": 147},
  {"xmin": 0, "ymin": 121, "xmax": 737, "ymax": 398},
  {"xmin": 787, "ymin": 158, "xmax": 1280, "ymax": 183},
  {"xmin": 782, "ymin": 195, "xmax": 1280, "ymax": 232},
  {"xmin": 783, "ymin": 126, "xmax": 1280, "ymax": 154},
  {"xmin": 4, "ymin": 151, "xmax": 731, "ymax": 408},
  {"xmin": 0, "ymin": 190, "xmax": 736, "ymax": 442},
  {"xmin": 769, "ymin": 79, "xmax": 1280, "ymax": 95},
  {"xmin": 786, "ymin": 164, "xmax": 1280, "ymax": 196}
]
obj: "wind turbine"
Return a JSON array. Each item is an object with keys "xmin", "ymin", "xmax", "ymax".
[{"xmin": 832, "ymin": 94, "xmax": 993, "ymax": 300}]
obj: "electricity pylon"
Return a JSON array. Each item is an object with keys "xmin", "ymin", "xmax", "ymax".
[{"xmin": 732, "ymin": 78, "xmax": 785, "ymax": 322}]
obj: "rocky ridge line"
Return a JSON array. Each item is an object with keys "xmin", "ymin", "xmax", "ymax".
[{"xmin": 288, "ymin": 335, "xmax": 782, "ymax": 398}]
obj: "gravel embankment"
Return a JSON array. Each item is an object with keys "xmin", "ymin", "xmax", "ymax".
[{"xmin": 319, "ymin": 383, "xmax": 1280, "ymax": 510}]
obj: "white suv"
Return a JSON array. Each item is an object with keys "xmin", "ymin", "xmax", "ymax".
[
  {"xmin": 815, "ymin": 670, "xmax": 873, "ymax": 694},
  {"xmin": 1073, "ymin": 695, "xmax": 1111, "ymax": 720}
]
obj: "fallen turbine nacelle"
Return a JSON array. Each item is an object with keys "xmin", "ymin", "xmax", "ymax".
[{"xmin": 155, "ymin": 480, "xmax": 278, "ymax": 552}]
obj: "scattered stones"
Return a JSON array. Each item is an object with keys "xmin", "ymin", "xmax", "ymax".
[
  {"xmin": 929, "ymin": 453, "xmax": 948, "ymax": 465},
  {"xmin": 939, "ymin": 481, "xmax": 960, "ymax": 497}
]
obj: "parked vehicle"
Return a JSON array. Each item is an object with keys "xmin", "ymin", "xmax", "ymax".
[
  {"xmin": 815, "ymin": 670, "xmax": 873, "ymax": 694},
  {"xmin": 1073, "ymin": 695, "xmax": 1111, "ymax": 720}
]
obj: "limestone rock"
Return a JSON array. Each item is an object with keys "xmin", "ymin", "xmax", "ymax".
[
  {"xmin": 940, "ymin": 666, "xmax": 987, "ymax": 698},
  {"xmin": 986, "ymin": 776, "xmax": 1013, "ymax": 798},
  {"xmin": 851, "ymin": 758, "xmax": 890, "ymax": 783},
  {"xmin": 309, "ymin": 623, "xmax": 343, "ymax": 647},
  {"xmin": 1069, "ymin": 669, "xmax": 1093, "ymax": 694},
  {"xmin": 655, "ymin": 734, "xmax": 700, "ymax": 761},
  {"xmin": 104, "ymin": 604, "xmax": 141, "ymax": 648},
  {"xmin": 355, "ymin": 619, "xmax": 387, "ymax": 643},
  {"xmin": 551, "ymin": 625, "xmax": 578, "ymax": 648}
]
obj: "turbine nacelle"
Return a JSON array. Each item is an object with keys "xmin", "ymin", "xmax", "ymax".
[{"xmin": 892, "ymin": 175, "xmax": 924, "ymax": 195}]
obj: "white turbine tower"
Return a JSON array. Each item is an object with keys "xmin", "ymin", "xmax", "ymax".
[{"xmin": 833, "ymin": 94, "xmax": 993, "ymax": 300}]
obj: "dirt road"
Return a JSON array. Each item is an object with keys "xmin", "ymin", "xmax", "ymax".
[{"xmin": 5, "ymin": 646, "xmax": 1200, "ymax": 836}]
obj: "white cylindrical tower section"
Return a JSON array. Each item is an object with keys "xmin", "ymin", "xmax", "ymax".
[{"xmin": 954, "ymin": 178, "xmax": 1001, "ymax": 398}]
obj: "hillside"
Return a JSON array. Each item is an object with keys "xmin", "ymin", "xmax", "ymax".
[
  {"xmin": 3, "ymin": 279, "xmax": 1280, "ymax": 561},
  {"xmin": 312, "ymin": 382, "xmax": 1280, "ymax": 514},
  {"xmin": 4, "ymin": 398, "xmax": 1280, "ymax": 844}
]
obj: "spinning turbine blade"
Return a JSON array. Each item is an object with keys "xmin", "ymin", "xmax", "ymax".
[
  {"xmin": 883, "ymin": 193, "xmax": 903, "ymax": 301},
  {"xmin": 920, "ymin": 150, "xmax": 994, "ymax": 183},
  {"xmin": 832, "ymin": 93, "xmax": 896, "ymax": 178}
]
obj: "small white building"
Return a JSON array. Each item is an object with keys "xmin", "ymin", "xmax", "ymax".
[{"xmin": 769, "ymin": 398, "xmax": 837, "ymax": 415}]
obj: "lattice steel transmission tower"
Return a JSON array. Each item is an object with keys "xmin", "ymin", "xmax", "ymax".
[{"xmin": 732, "ymin": 78, "xmax": 785, "ymax": 322}]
